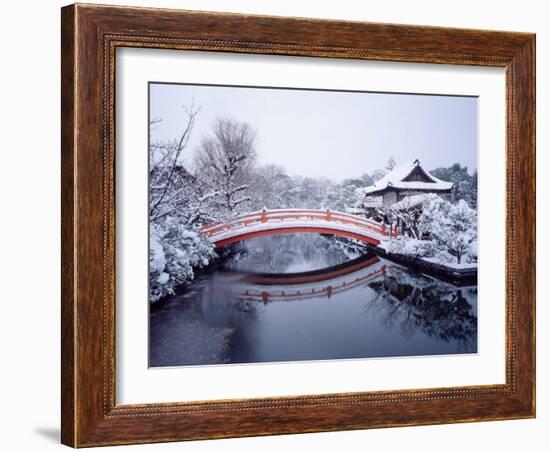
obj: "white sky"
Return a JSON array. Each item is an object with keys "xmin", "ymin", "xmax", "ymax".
[{"xmin": 149, "ymin": 83, "xmax": 477, "ymax": 182}]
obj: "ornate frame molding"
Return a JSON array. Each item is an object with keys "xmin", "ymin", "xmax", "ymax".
[{"xmin": 61, "ymin": 4, "xmax": 535, "ymax": 447}]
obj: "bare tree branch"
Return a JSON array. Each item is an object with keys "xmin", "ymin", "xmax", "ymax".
[{"xmin": 149, "ymin": 104, "xmax": 201, "ymax": 217}]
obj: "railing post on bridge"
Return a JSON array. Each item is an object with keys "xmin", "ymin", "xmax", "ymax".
[
  {"xmin": 261, "ymin": 208, "xmax": 267, "ymax": 224},
  {"xmin": 326, "ymin": 209, "xmax": 331, "ymax": 221}
]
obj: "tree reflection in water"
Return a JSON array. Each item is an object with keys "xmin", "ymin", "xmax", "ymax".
[
  {"xmin": 225, "ymin": 234, "xmax": 360, "ymax": 274},
  {"xmin": 367, "ymin": 265, "xmax": 477, "ymax": 351}
]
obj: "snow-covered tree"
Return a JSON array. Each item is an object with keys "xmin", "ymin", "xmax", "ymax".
[
  {"xmin": 372, "ymin": 202, "xmax": 424, "ymax": 239},
  {"xmin": 249, "ymin": 164, "xmax": 292, "ymax": 210},
  {"xmin": 430, "ymin": 163, "xmax": 477, "ymax": 208},
  {"xmin": 148, "ymin": 106, "xmax": 219, "ymax": 302},
  {"xmin": 279, "ymin": 176, "xmax": 323, "ymax": 209},
  {"xmin": 418, "ymin": 196, "xmax": 477, "ymax": 264},
  {"xmin": 149, "ymin": 221, "xmax": 216, "ymax": 302},
  {"xmin": 373, "ymin": 206, "xmax": 399, "ymax": 237},
  {"xmin": 323, "ymin": 183, "xmax": 357, "ymax": 211},
  {"xmin": 149, "ymin": 106, "xmax": 201, "ymax": 222},
  {"xmin": 386, "ymin": 156, "xmax": 396, "ymax": 171},
  {"xmin": 371, "ymin": 168, "xmax": 387, "ymax": 183},
  {"xmin": 195, "ymin": 118, "xmax": 257, "ymax": 218}
]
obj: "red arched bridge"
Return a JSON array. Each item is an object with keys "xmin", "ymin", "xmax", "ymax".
[{"xmin": 200, "ymin": 208, "xmax": 395, "ymax": 248}]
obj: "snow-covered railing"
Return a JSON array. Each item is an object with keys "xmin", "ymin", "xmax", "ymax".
[
  {"xmin": 200, "ymin": 208, "xmax": 397, "ymax": 247},
  {"xmin": 201, "ymin": 209, "xmax": 390, "ymax": 236}
]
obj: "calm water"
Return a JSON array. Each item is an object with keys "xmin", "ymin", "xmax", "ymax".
[{"xmin": 149, "ymin": 234, "xmax": 478, "ymax": 367}]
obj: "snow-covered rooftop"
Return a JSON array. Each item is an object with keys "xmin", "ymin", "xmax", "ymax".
[{"xmin": 362, "ymin": 160, "xmax": 453, "ymax": 196}]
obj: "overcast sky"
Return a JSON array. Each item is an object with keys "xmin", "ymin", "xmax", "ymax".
[{"xmin": 149, "ymin": 83, "xmax": 477, "ymax": 182}]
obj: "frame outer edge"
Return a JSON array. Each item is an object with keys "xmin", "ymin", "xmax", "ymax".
[
  {"xmin": 60, "ymin": 3, "xmax": 536, "ymax": 447},
  {"xmin": 61, "ymin": 3, "xmax": 77, "ymax": 448},
  {"xmin": 514, "ymin": 35, "xmax": 536, "ymax": 415},
  {"xmin": 531, "ymin": 35, "xmax": 536, "ymax": 417}
]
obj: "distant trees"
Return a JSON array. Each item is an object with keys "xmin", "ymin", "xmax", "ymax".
[
  {"xmin": 323, "ymin": 183, "xmax": 357, "ymax": 211},
  {"xmin": 194, "ymin": 118, "xmax": 257, "ymax": 218},
  {"xmin": 249, "ymin": 164, "xmax": 292, "ymax": 210},
  {"xmin": 371, "ymin": 169, "xmax": 387, "ymax": 183},
  {"xmin": 283, "ymin": 176, "xmax": 332, "ymax": 209},
  {"xmin": 343, "ymin": 168, "xmax": 387, "ymax": 188},
  {"xmin": 343, "ymin": 174, "xmax": 372, "ymax": 188},
  {"xmin": 343, "ymin": 158, "xmax": 393, "ymax": 188},
  {"xmin": 430, "ymin": 163, "xmax": 477, "ymax": 208}
]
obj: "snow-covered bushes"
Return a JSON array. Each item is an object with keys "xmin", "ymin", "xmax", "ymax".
[
  {"xmin": 149, "ymin": 220, "xmax": 217, "ymax": 303},
  {"xmin": 383, "ymin": 237, "xmax": 438, "ymax": 258},
  {"xmin": 467, "ymin": 240, "xmax": 478, "ymax": 263},
  {"xmin": 418, "ymin": 196, "xmax": 477, "ymax": 264},
  {"xmin": 382, "ymin": 195, "xmax": 478, "ymax": 265},
  {"xmin": 383, "ymin": 236, "xmax": 473, "ymax": 266}
]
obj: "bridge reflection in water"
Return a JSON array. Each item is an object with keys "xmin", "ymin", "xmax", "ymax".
[
  {"xmin": 149, "ymin": 235, "xmax": 478, "ymax": 367},
  {"xmin": 225, "ymin": 254, "xmax": 387, "ymax": 302}
]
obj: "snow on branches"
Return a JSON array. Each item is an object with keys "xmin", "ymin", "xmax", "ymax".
[
  {"xmin": 378, "ymin": 194, "xmax": 477, "ymax": 265},
  {"xmin": 418, "ymin": 196, "xmax": 477, "ymax": 264},
  {"xmin": 149, "ymin": 107, "xmax": 219, "ymax": 302},
  {"xmin": 194, "ymin": 119, "xmax": 258, "ymax": 219},
  {"xmin": 149, "ymin": 223, "xmax": 216, "ymax": 303}
]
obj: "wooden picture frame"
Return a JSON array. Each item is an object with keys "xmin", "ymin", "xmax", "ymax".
[{"xmin": 61, "ymin": 3, "xmax": 535, "ymax": 447}]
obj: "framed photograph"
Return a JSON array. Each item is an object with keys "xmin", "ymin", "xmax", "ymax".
[{"xmin": 61, "ymin": 4, "xmax": 536, "ymax": 447}]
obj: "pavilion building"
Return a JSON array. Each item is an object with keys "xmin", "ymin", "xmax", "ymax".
[{"xmin": 362, "ymin": 159, "xmax": 453, "ymax": 206}]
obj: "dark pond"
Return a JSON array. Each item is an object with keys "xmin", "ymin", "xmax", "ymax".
[{"xmin": 149, "ymin": 234, "xmax": 478, "ymax": 367}]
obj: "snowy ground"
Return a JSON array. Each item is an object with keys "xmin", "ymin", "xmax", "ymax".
[
  {"xmin": 423, "ymin": 257, "xmax": 477, "ymax": 269},
  {"xmin": 379, "ymin": 238, "xmax": 477, "ymax": 270}
]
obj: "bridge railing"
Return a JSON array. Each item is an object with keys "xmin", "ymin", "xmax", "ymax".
[
  {"xmin": 200, "ymin": 208, "xmax": 396, "ymax": 238},
  {"xmin": 228, "ymin": 208, "xmax": 385, "ymax": 228}
]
